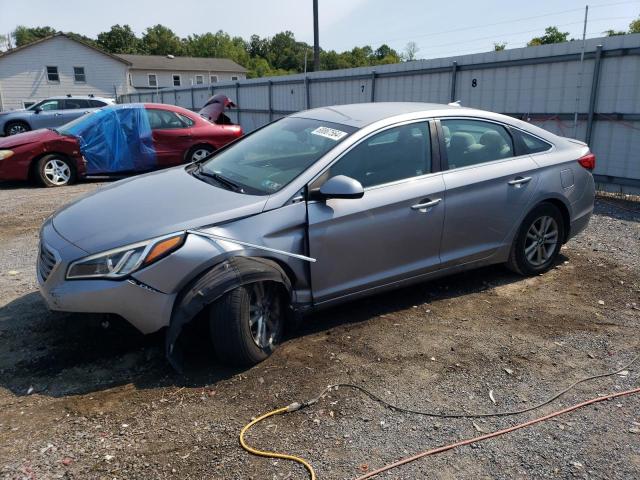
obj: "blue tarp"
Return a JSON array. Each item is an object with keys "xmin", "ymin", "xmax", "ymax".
[{"xmin": 64, "ymin": 104, "xmax": 156, "ymax": 174}]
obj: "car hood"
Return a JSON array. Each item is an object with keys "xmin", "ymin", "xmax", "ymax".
[
  {"xmin": 0, "ymin": 128, "xmax": 61, "ymax": 148},
  {"xmin": 52, "ymin": 166, "xmax": 269, "ymax": 254}
]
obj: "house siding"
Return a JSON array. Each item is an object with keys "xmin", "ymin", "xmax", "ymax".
[
  {"xmin": 129, "ymin": 69, "xmax": 246, "ymax": 90},
  {"xmin": 0, "ymin": 36, "xmax": 130, "ymax": 111}
]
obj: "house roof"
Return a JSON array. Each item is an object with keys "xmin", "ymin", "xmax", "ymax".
[
  {"xmin": 117, "ymin": 54, "xmax": 247, "ymax": 73},
  {"xmin": 0, "ymin": 32, "xmax": 132, "ymax": 65}
]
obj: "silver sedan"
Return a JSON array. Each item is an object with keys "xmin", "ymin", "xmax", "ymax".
[{"xmin": 37, "ymin": 102, "xmax": 595, "ymax": 369}]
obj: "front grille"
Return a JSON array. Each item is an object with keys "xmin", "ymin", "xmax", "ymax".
[{"xmin": 38, "ymin": 242, "xmax": 58, "ymax": 282}]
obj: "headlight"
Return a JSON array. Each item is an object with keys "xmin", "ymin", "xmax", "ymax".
[
  {"xmin": 0, "ymin": 150, "xmax": 14, "ymax": 160},
  {"xmin": 66, "ymin": 233, "xmax": 185, "ymax": 280}
]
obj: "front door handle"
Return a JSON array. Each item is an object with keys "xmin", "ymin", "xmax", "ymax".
[
  {"xmin": 411, "ymin": 198, "xmax": 442, "ymax": 210},
  {"xmin": 53, "ymin": 113, "xmax": 63, "ymax": 116},
  {"xmin": 508, "ymin": 176, "xmax": 532, "ymax": 186}
]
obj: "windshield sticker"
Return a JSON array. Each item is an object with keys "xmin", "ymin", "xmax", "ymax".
[{"xmin": 311, "ymin": 126, "xmax": 348, "ymax": 141}]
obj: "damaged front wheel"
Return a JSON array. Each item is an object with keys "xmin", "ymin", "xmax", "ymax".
[{"xmin": 209, "ymin": 281, "xmax": 284, "ymax": 366}]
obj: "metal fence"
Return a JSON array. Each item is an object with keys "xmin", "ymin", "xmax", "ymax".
[{"xmin": 119, "ymin": 34, "xmax": 640, "ymax": 192}]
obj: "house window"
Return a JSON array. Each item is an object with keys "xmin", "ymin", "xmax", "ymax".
[
  {"xmin": 46, "ymin": 66, "xmax": 59, "ymax": 83},
  {"xmin": 148, "ymin": 74, "xmax": 157, "ymax": 87},
  {"xmin": 231, "ymin": 76, "xmax": 239, "ymax": 81},
  {"xmin": 210, "ymin": 75, "xmax": 218, "ymax": 83},
  {"xmin": 172, "ymin": 74, "xmax": 181, "ymax": 87},
  {"xmin": 73, "ymin": 66, "xmax": 86, "ymax": 83},
  {"xmin": 195, "ymin": 75, "xmax": 204, "ymax": 85}
]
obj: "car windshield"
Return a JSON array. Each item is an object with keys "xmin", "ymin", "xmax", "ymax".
[
  {"xmin": 56, "ymin": 110, "xmax": 98, "ymax": 135},
  {"xmin": 197, "ymin": 117, "xmax": 357, "ymax": 195}
]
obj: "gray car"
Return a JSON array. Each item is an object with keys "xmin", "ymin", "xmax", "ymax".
[
  {"xmin": 0, "ymin": 95, "xmax": 114, "ymax": 136},
  {"xmin": 37, "ymin": 103, "xmax": 595, "ymax": 369}
]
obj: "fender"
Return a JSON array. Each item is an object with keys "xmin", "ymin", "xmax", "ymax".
[{"xmin": 166, "ymin": 256, "xmax": 292, "ymax": 372}]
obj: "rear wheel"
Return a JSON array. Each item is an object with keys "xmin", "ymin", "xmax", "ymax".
[
  {"xmin": 37, "ymin": 154, "xmax": 76, "ymax": 187},
  {"xmin": 187, "ymin": 145, "xmax": 215, "ymax": 163},
  {"xmin": 507, "ymin": 203, "xmax": 564, "ymax": 276},
  {"xmin": 209, "ymin": 282, "xmax": 284, "ymax": 366},
  {"xmin": 5, "ymin": 121, "xmax": 30, "ymax": 136}
]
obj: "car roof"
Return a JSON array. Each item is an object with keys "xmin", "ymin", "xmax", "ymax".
[
  {"xmin": 292, "ymin": 102, "xmax": 469, "ymax": 128},
  {"xmin": 44, "ymin": 96, "xmax": 114, "ymax": 101}
]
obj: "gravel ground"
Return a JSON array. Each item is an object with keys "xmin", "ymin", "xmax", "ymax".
[{"xmin": 0, "ymin": 180, "xmax": 638, "ymax": 480}]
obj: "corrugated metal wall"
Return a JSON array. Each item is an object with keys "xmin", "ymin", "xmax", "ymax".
[{"xmin": 120, "ymin": 34, "xmax": 640, "ymax": 191}]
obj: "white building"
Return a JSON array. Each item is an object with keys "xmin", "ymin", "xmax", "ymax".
[
  {"xmin": 119, "ymin": 54, "xmax": 246, "ymax": 91},
  {"xmin": 0, "ymin": 33, "xmax": 130, "ymax": 111},
  {"xmin": 0, "ymin": 33, "xmax": 248, "ymax": 111}
]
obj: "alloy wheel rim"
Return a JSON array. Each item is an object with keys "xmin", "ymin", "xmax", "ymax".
[
  {"xmin": 43, "ymin": 159, "xmax": 71, "ymax": 185},
  {"xmin": 9, "ymin": 124, "xmax": 27, "ymax": 135},
  {"xmin": 192, "ymin": 149, "xmax": 211, "ymax": 161},
  {"xmin": 524, "ymin": 215, "xmax": 559, "ymax": 267},
  {"xmin": 248, "ymin": 282, "xmax": 280, "ymax": 349}
]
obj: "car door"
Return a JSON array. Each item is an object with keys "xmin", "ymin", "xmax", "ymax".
[
  {"xmin": 146, "ymin": 108, "xmax": 194, "ymax": 167},
  {"xmin": 62, "ymin": 99, "xmax": 92, "ymax": 123},
  {"xmin": 30, "ymin": 99, "xmax": 64, "ymax": 129},
  {"xmin": 438, "ymin": 118, "xmax": 540, "ymax": 266},
  {"xmin": 307, "ymin": 120, "xmax": 445, "ymax": 303}
]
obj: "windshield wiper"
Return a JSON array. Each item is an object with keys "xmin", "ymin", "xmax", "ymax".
[{"xmin": 195, "ymin": 166, "xmax": 244, "ymax": 193}]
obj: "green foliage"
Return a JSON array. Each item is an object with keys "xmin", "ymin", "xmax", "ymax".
[
  {"xmin": 527, "ymin": 26, "xmax": 571, "ymax": 47},
  {"xmin": 141, "ymin": 24, "xmax": 184, "ymax": 55},
  {"xmin": 494, "ymin": 42, "xmax": 507, "ymax": 51},
  {"xmin": 97, "ymin": 24, "xmax": 139, "ymax": 54},
  {"xmin": 12, "ymin": 25, "xmax": 57, "ymax": 47},
  {"xmin": 8, "ymin": 23, "xmax": 406, "ymax": 78},
  {"xmin": 630, "ymin": 16, "xmax": 640, "ymax": 34}
]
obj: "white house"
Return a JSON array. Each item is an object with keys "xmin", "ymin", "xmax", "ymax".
[
  {"xmin": 119, "ymin": 54, "xmax": 247, "ymax": 90},
  {"xmin": 0, "ymin": 33, "xmax": 131, "ymax": 111},
  {"xmin": 0, "ymin": 33, "xmax": 248, "ymax": 111}
]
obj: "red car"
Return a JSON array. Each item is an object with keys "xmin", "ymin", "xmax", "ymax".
[{"xmin": 0, "ymin": 103, "xmax": 242, "ymax": 187}]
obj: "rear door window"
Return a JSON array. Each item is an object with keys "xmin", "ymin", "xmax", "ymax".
[
  {"xmin": 146, "ymin": 109, "xmax": 190, "ymax": 129},
  {"xmin": 441, "ymin": 119, "xmax": 514, "ymax": 170},
  {"xmin": 64, "ymin": 99, "xmax": 91, "ymax": 109}
]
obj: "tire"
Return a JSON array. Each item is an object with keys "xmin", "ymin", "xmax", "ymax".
[
  {"xmin": 209, "ymin": 282, "xmax": 284, "ymax": 366},
  {"xmin": 187, "ymin": 145, "xmax": 215, "ymax": 163},
  {"xmin": 4, "ymin": 121, "xmax": 30, "ymax": 136},
  {"xmin": 507, "ymin": 202, "xmax": 564, "ymax": 276},
  {"xmin": 36, "ymin": 154, "xmax": 76, "ymax": 187}
]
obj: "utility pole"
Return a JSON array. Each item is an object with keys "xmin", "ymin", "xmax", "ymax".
[
  {"xmin": 313, "ymin": 0, "xmax": 320, "ymax": 71},
  {"xmin": 573, "ymin": 5, "xmax": 589, "ymax": 138}
]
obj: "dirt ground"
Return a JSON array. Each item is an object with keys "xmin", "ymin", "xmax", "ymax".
[{"xmin": 0, "ymin": 180, "xmax": 638, "ymax": 480}]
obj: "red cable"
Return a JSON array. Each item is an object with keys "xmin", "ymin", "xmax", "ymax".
[{"xmin": 354, "ymin": 387, "xmax": 640, "ymax": 480}]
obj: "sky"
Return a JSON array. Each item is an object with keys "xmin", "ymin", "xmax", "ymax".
[{"xmin": 0, "ymin": 0, "xmax": 638, "ymax": 59}]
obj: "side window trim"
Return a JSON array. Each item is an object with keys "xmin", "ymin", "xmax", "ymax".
[{"xmin": 308, "ymin": 118, "xmax": 436, "ymax": 192}]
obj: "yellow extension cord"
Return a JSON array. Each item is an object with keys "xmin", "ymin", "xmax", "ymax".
[{"xmin": 239, "ymin": 403, "xmax": 317, "ymax": 480}]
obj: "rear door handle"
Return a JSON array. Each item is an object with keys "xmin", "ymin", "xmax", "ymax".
[
  {"xmin": 508, "ymin": 176, "xmax": 532, "ymax": 186},
  {"xmin": 411, "ymin": 198, "xmax": 442, "ymax": 210}
]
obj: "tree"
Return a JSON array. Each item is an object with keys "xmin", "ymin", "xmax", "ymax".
[
  {"xmin": 248, "ymin": 34, "xmax": 269, "ymax": 58},
  {"xmin": 0, "ymin": 33, "xmax": 12, "ymax": 51},
  {"xmin": 97, "ymin": 24, "xmax": 140, "ymax": 54},
  {"xmin": 141, "ymin": 24, "xmax": 183, "ymax": 55},
  {"xmin": 12, "ymin": 25, "xmax": 56, "ymax": 47},
  {"xmin": 630, "ymin": 15, "xmax": 640, "ymax": 33},
  {"xmin": 403, "ymin": 41, "xmax": 419, "ymax": 61},
  {"xmin": 494, "ymin": 42, "xmax": 507, "ymax": 51},
  {"xmin": 527, "ymin": 26, "xmax": 570, "ymax": 47}
]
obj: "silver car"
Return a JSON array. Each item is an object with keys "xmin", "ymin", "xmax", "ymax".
[
  {"xmin": 37, "ymin": 103, "xmax": 595, "ymax": 369},
  {"xmin": 0, "ymin": 95, "xmax": 114, "ymax": 136}
]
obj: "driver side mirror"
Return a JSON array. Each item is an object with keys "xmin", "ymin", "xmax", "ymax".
[
  {"xmin": 33, "ymin": 107, "xmax": 42, "ymax": 114},
  {"xmin": 315, "ymin": 175, "xmax": 364, "ymax": 200}
]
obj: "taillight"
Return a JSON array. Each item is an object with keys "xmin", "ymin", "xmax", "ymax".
[{"xmin": 578, "ymin": 153, "xmax": 595, "ymax": 170}]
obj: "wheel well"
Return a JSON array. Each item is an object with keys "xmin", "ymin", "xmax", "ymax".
[
  {"xmin": 4, "ymin": 119, "xmax": 30, "ymax": 134},
  {"xmin": 28, "ymin": 152, "xmax": 75, "ymax": 182},
  {"xmin": 539, "ymin": 198, "xmax": 571, "ymax": 243}
]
